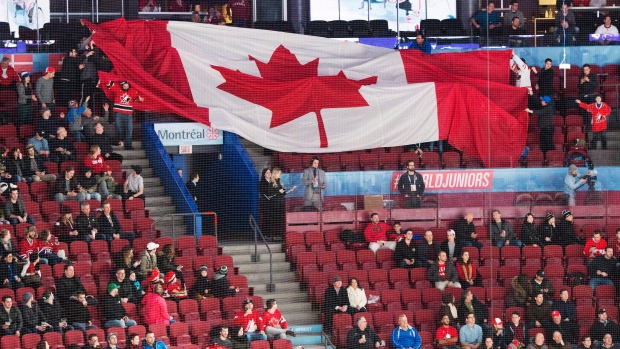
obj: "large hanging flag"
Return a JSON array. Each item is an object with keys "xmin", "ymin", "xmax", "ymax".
[{"xmin": 86, "ymin": 18, "xmax": 528, "ymax": 167}]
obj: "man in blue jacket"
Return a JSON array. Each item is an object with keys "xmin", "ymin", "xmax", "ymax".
[
  {"xmin": 392, "ymin": 314, "xmax": 422, "ymax": 349},
  {"xmin": 142, "ymin": 331, "xmax": 168, "ymax": 349}
]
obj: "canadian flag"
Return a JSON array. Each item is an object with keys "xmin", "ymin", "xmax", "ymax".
[{"xmin": 87, "ymin": 19, "xmax": 528, "ymax": 167}]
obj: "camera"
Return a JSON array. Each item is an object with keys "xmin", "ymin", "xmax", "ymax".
[{"xmin": 581, "ymin": 159, "xmax": 598, "ymax": 190}]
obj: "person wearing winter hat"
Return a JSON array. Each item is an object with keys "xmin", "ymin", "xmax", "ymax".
[
  {"xmin": 491, "ymin": 317, "xmax": 510, "ymax": 349},
  {"xmin": 563, "ymin": 164, "xmax": 588, "ymax": 207},
  {"xmin": 139, "ymin": 242, "xmax": 159, "ymax": 278},
  {"xmin": 233, "ymin": 298, "xmax": 267, "ymax": 342},
  {"xmin": 17, "ymin": 70, "xmax": 35, "ymax": 128},
  {"xmin": 19, "ymin": 291, "xmax": 51, "ymax": 334},
  {"xmin": 539, "ymin": 213, "xmax": 556, "ymax": 248},
  {"xmin": 530, "ymin": 270, "xmax": 554, "ymax": 304},
  {"xmin": 101, "ymin": 283, "xmax": 137, "ymax": 329},
  {"xmin": 556, "ymin": 210, "xmax": 582, "ymax": 246},
  {"xmin": 525, "ymin": 96, "xmax": 555, "ymax": 154},
  {"xmin": 544, "ymin": 310, "xmax": 578, "ymax": 344},
  {"xmin": 163, "ymin": 271, "xmax": 186, "ymax": 298},
  {"xmin": 211, "ymin": 265, "xmax": 239, "ymax": 299},
  {"xmin": 66, "ymin": 96, "xmax": 90, "ymax": 142},
  {"xmin": 189, "ymin": 265, "xmax": 211, "ymax": 301}
]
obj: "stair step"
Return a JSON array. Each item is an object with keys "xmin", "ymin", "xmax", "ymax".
[
  {"xmin": 112, "ymin": 141, "xmax": 142, "ymax": 150},
  {"xmin": 121, "ymin": 159, "xmax": 150, "ymax": 168},
  {"xmin": 232, "ymin": 253, "xmax": 286, "ymax": 264},
  {"xmin": 246, "ymin": 272, "xmax": 296, "ymax": 284},
  {"xmin": 143, "ymin": 177, "xmax": 161, "ymax": 185},
  {"xmin": 143, "ymin": 186, "xmax": 166, "ymax": 196},
  {"xmin": 251, "ymin": 282, "xmax": 300, "ymax": 294},
  {"xmin": 113, "ymin": 150, "xmax": 147, "ymax": 159},
  {"xmin": 147, "ymin": 206, "xmax": 177, "ymax": 216},
  {"xmin": 145, "ymin": 195, "xmax": 173, "ymax": 206},
  {"xmin": 238, "ymin": 262, "xmax": 290, "ymax": 274}
]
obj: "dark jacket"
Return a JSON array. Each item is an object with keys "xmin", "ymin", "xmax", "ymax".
[
  {"xmin": 75, "ymin": 212, "xmax": 99, "ymax": 239},
  {"xmin": 455, "ymin": 218, "xmax": 477, "ymax": 244},
  {"xmin": 556, "ymin": 219, "xmax": 582, "ymax": 246},
  {"xmin": 440, "ymin": 240, "xmax": 462, "ymax": 262},
  {"xmin": 526, "ymin": 302, "xmax": 551, "ymax": 325},
  {"xmin": 551, "ymin": 299, "xmax": 577, "ymax": 322},
  {"xmin": 506, "ymin": 322, "xmax": 527, "ymax": 344},
  {"xmin": 39, "ymin": 300, "xmax": 66, "ymax": 328},
  {"xmin": 530, "ymin": 278, "xmax": 555, "ymax": 303},
  {"xmin": 534, "ymin": 102, "xmax": 555, "ymax": 129},
  {"xmin": 19, "ymin": 302, "xmax": 46, "ymax": 331},
  {"xmin": 5, "ymin": 198, "xmax": 27, "ymax": 219},
  {"xmin": 0, "ymin": 305, "xmax": 22, "ymax": 332},
  {"xmin": 5, "ymin": 157, "xmax": 24, "ymax": 178},
  {"xmin": 457, "ymin": 296, "xmax": 488, "ymax": 326},
  {"xmin": 492, "ymin": 326, "xmax": 511, "ymax": 349},
  {"xmin": 56, "ymin": 276, "xmax": 86, "ymax": 306},
  {"xmin": 0, "ymin": 259, "xmax": 21, "ymax": 283},
  {"xmin": 416, "ymin": 241, "xmax": 440, "ymax": 264},
  {"xmin": 538, "ymin": 67, "xmax": 555, "ymax": 97},
  {"xmin": 545, "ymin": 321, "xmax": 579, "ymax": 344},
  {"xmin": 90, "ymin": 133, "xmax": 117, "ymax": 156},
  {"xmin": 490, "ymin": 219, "xmax": 517, "ymax": 244},
  {"xmin": 397, "ymin": 171, "xmax": 425, "ymax": 197},
  {"xmin": 210, "ymin": 274, "xmax": 235, "ymax": 299},
  {"xmin": 427, "ymin": 261, "xmax": 459, "ymax": 283},
  {"xmin": 590, "ymin": 320, "xmax": 620, "ymax": 343},
  {"xmin": 539, "ymin": 223, "xmax": 556, "ymax": 247},
  {"xmin": 22, "ymin": 155, "xmax": 48, "ymax": 178},
  {"xmin": 346, "ymin": 325, "xmax": 381, "ymax": 349},
  {"xmin": 323, "ymin": 285, "xmax": 349, "ymax": 314},
  {"xmin": 157, "ymin": 255, "xmax": 178, "ymax": 276},
  {"xmin": 578, "ymin": 73, "xmax": 598, "ymax": 97},
  {"xmin": 102, "ymin": 294, "xmax": 127, "ymax": 321},
  {"xmin": 521, "ymin": 222, "xmax": 541, "ymax": 246},
  {"xmin": 394, "ymin": 239, "xmax": 417, "ymax": 264},
  {"xmin": 97, "ymin": 212, "xmax": 122, "ymax": 236},
  {"xmin": 588, "ymin": 255, "xmax": 617, "ymax": 280},
  {"xmin": 55, "ymin": 176, "xmax": 81, "ymax": 195},
  {"xmin": 190, "ymin": 275, "xmax": 210, "ymax": 299},
  {"xmin": 65, "ymin": 298, "xmax": 92, "ymax": 324},
  {"xmin": 48, "ymin": 137, "xmax": 76, "ymax": 159},
  {"xmin": 113, "ymin": 278, "xmax": 136, "ymax": 303}
]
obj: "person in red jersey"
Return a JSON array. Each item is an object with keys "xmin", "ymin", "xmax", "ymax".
[
  {"xmin": 261, "ymin": 299, "xmax": 296, "ymax": 339},
  {"xmin": 233, "ymin": 298, "xmax": 266, "ymax": 342}
]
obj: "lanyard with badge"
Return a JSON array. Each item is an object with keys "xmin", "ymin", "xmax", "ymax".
[{"xmin": 408, "ymin": 174, "xmax": 416, "ymax": 192}]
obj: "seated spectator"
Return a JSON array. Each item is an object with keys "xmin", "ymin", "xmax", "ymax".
[
  {"xmin": 139, "ymin": 242, "xmax": 159, "ymax": 279},
  {"xmin": 470, "ymin": 1, "xmax": 502, "ymax": 42},
  {"xmin": 346, "ymin": 316, "xmax": 383, "ymax": 349},
  {"xmin": 54, "ymin": 166, "xmax": 87, "ymax": 204},
  {"xmin": 191, "ymin": 11, "xmax": 201, "ymax": 22},
  {"xmin": 506, "ymin": 311, "xmax": 526, "ymax": 345},
  {"xmin": 23, "ymin": 144, "xmax": 56, "ymax": 183},
  {"xmin": 56, "ymin": 264, "xmax": 98, "ymax": 308},
  {"xmin": 101, "ymin": 283, "xmax": 137, "ymax": 329},
  {"xmin": 5, "ymin": 187, "xmax": 34, "ymax": 225},
  {"xmin": 599, "ymin": 334, "xmax": 620, "ymax": 349},
  {"xmin": 123, "ymin": 165, "xmax": 145, "ymax": 204},
  {"xmin": 127, "ymin": 270, "xmax": 145, "ymax": 304},
  {"xmin": 394, "ymin": 229, "xmax": 417, "ymax": 268},
  {"xmin": 363, "ymin": 212, "xmax": 396, "ymax": 254},
  {"xmin": 37, "ymin": 109, "xmax": 57, "ymax": 141},
  {"xmin": 37, "ymin": 229, "xmax": 66, "ymax": 266},
  {"xmin": 27, "ymin": 130, "xmax": 50, "ymax": 157},
  {"xmin": 539, "ymin": 214, "xmax": 556, "ymax": 247},
  {"xmin": 76, "ymin": 202, "xmax": 101, "ymax": 243},
  {"xmin": 39, "ymin": 291, "xmax": 73, "ymax": 335},
  {"xmin": 157, "ymin": 244, "xmax": 184, "ymax": 283},
  {"xmin": 455, "ymin": 213, "xmax": 482, "ymax": 249},
  {"xmin": 531, "ymin": 269, "xmax": 555, "ymax": 304},
  {"xmin": 346, "ymin": 277, "xmax": 367, "ymax": 315},
  {"xmin": 588, "ymin": 246, "xmax": 617, "ymax": 292},
  {"xmin": 91, "ymin": 120, "xmax": 123, "ymax": 163},
  {"xmin": 440, "ymin": 229, "xmax": 461, "ymax": 263},
  {"xmin": 162, "ymin": 271, "xmax": 186, "ymax": 298},
  {"xmin": 527, "ymin": 293, "xmax": 551, "ymax": 331},
  {"xmin": 584, "ymin": 230, "xmax": 607, "ymax": 260},
  {"xmin": 97, "ymin": 165, "xmax": 122, "ymax": 200},
  {"xmin": 234, "ymin": 298, "xmax": 267, "ymax": 342},
  {"xmin": 590, "ymin": 308, "xmax": 620, "ymax": 344},
  {"xmin": 20, "ymin": 253, "xmax": 43, "ymax": 289},
  {"xmin": 262, "ymin": 298, "xmax": 296, "ymax": 339},
  {"xmin": 142, "ymin": 331, "xmax": 169, "ymax": 349},
  {"xmin": 440, "ymin": 294, "xmax": 458, "ymax": 327},
  {"xmin": 211, "ymin": 325, "xmax": 234, "ymax": 348},
  {"xmin": 211, "ymin": 265, "xmax": 239, "ymax": 299},
  {"xmin": 521, "ymin": 213, "xmax": 541, "ymax": 247},
  {"xmin": 189, "ymin": 265, "xmax": 210, "ymax": 300},
  {"xmin": 79, "ymin": 167, "xmax": 101, "ymax": 202},
  {"xmin": 456, "ymin": 250, "xmax": 480, "ymax": 289},
  {"xmin": 490, "ymin": 209, "xmax": 521, "ymax": 248},
  {"xmin": 594, "ymin": 16, "xmax": 618, "ymax": 45},
  {"xmin": 64, "ymin": 290, "xmax": 97, "ymax": 333},
  {"xmin": 81, "ymin": 103, "xmax": 106, "ymax": 143},
  {"xmin": 491, "ymin": 317, "xmax": 510, "ymax": 349},
  {"xmin": 54, "ymin": 206, "xmax": 80, "ymax": 244},
  {"xmin": 612, "ymin": 228, "xmax": 620, "ymax": 258},
  {"xmin": 5, "ymin": 147, "xmax": 25, "ymax": 183},
  {"xmin": 428, "ymin": 251, "xmax": 462, "ymax": 292},
  {"xmin": 506, "ymin": 17, "xmax": 526, "ymax": 47},
  {"xmin": 141, "ymin": 283, "xmax": 174, "ymax": 326},
  {"xmin": 388, "ymin": 221, "xmax": 404, "ymax": 242},
  {"xmin": 115, "ymin": 246, "xmax": 140, "ymax": 280},
  {"xmin": 549, "ymin": 331, "xmax": 572, "ymax": 349},
  {"xmin": 417, "ymin": 230, "xmax": 440, "ymax": 268},
  {"xmin": 527, "ymin": 333, "xmax": 549, "ymax": 349},
  {"xmin": 460, "ymin": 312, "xmax": 483, "ymax": 349},
  {"xmin": 552, "ymin": 289, "xmax": 576, "ymax": 323},
  {"xmin": 0, "ymin": 295, "xmax": 22, "ymax": 336},
  {"xmin": 392, "ymin": 314, "xmax": 421, "ymax": 349},
  {"xmin": 436, "ymin": 314, "xmax": 459, "ymax": 349},
  {"xmin": 19, "ymin": 291, "xmax": 50, "ymax": 335},
  {"xmin": 0, "ymin": 229, "xmax": 19, "ymax": 256},
  {"xmin": 0, "ymin": 252, "xmax": 23, "ymax": 290},
  {"xmin": 19, "ymin": 226, "xmax": 42, "ymax": 262},
  {"xmin": 48, "ymin": 127, "xmax": 76, "ymax": 164},
  {"xmin": 556, "ymin": 210, "xmax": 582, "ymax": 246},
  {"xmin": 97, "ymin": 202, "xmax": 135, "ymax": 245},
  {"xmin": 580, "ymin": 336, "xmax": 593, "ymax": 349},
  {"xmin": 84, "ymin": 145, "xmax": 105, "ymax": 175},
  {"xmin": 105, "ymin": 332, "xmax": 121, "ymax": 349},
  {"xmin": 545, "ymin": 310, "xmax": 579, "ymax": 345},
  {"xmin": 458, "ymin": 290, "xmax": 489, "ymax": 332},
  {"xmin": 66, "ymin": 97, "xmax": 90, "ymax": 142},
  {"xmin": 322, "ymin": 275, "xmax": 349, "ymax": 335}
]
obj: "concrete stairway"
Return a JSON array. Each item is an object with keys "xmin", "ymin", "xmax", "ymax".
[
  {"xmin": 221, "ymin": 243, "xmax": 335, "ymax": 348},
  {"xmin": 587, "ymin": 131, "xmax": 620, "ymax": 166},
  {"xmin": 112, "ymin": 141, "xmax": 189, "ymax": 236},
  {"xmin": 238, "ymin": 137, "xmax": 272, "ymax": 174}
]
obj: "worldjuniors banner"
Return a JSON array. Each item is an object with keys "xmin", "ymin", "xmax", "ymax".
[{"xmin": 391, "ymin": 170, "xmax": 495, "ymax": 191}]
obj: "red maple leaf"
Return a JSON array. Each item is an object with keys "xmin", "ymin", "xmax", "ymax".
[{"xmin": 211, "ymin": 45, "xmax": 377, "ymax": 148}]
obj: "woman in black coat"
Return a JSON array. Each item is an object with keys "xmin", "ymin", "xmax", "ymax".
[
  {"xmin": 521, "ymin": 213, "xmax": 541, "ymax": 247},
  {"xmin": 261, "ymin": 168, "xmax": 295, "ymax": 240}
]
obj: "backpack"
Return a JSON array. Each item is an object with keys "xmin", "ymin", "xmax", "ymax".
[
  {"xmin": 339, "ymin": 229, "xmax": 365, "ymax": 243},
  {"xmin": 567, "ymin": 272, "xmax": 585, "ymax": 287}
]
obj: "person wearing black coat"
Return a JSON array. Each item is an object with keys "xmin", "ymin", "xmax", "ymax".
[
  {"xmin": 210, "ymin": 266, "xmax": 238, "ymax": 299},
  {"xmin": 39, "ymin": 290, "xmax": 73, "ymax": 335},
  {"xmin": 556, "ymin": 210, "xmax": 582, "ymax": 246},
  {"xmin": 0, "ymin": 252, "xmax": 24, "ymax": 290},
  {"xmin": 457, "ymin": 289, "xmax": 489, "ymax": 331},
  {"xmin": 189, "ymin": 265, "xmax": 211, "ymax": 300},
  {"xmin": 323, "ymin": 276, "xmax": 350, "ymax": 334},
  {"xmin": 415, "ymin": 230, "xmax": 440, "ymax": 268},
  {"xmin": 526, "ymin": 97, "xmax": 555, "ymax": 154},
  {"xmin": 346, "ymin": 316, "xmax": 382, "ymax": 349},
  {"xmin": 19, "ymin": 292, "xmax": 49, "ymax": 335},
  {"xmin": 75, "ymin": 203, "xmax": 101, "ymax": 242},
  {"xmin": 394, "ymin": 230, "xmax": 418, "ymax": 268},
  {"xmin": 96, "ymin": 202, "xmax": 134, "ymax": 245},
  {"xmin": 539, "ymin": 214, "xmax": 557, "ymax": 247},
  {"xmin": 55, "ymin": 265, "xmax": 98, "ymax": 308},
  {"xmin": 521, "ymin": 213, "xmax": 542, "ymax": 247},
  {"xmin": 454, "ymin": 213, "xmax": 482, "ymax": 249},
  {"xmin": 101, "ymin": 284, "xmax": 137, "ymax": 328}
]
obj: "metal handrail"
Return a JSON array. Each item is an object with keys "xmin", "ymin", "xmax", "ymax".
[
  {"xmin": 150, "ymin": 212, "xmax": 218, "ymax": 242},
  {"xmin": 249, "ymin": 215, "xmax": 275, "ymax": 292}
]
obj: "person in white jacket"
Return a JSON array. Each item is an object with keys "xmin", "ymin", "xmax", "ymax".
[
  {"xmin": 510, "ymin": 52, "xmax": 537, "ymax": 95},
  {"xmin": 347, "ymin": 277, "xmax": 367, "ymax": 314}
]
